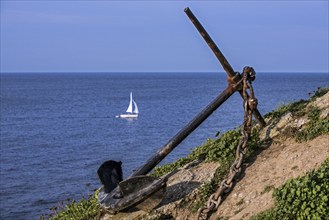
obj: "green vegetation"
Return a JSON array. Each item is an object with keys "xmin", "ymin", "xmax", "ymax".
[
  {"xmin": 41, "ymin": 192, "xmax": 101, "ymax": 220},
  {"xmin": 191, "ymin": 128, "xmax": 260, "ymax": 212},
  {"xmin": 295, "ymin": 106, "xmax": 329, "ymax": 142},
  {"xmin": 310, "ymin": 87, "xmax": 329, "ymax": 101},
  {"xmin": 264, "ymin": 87, "xmax": 328, "ymax": 143},
  {"xmin": 192, "ymin": 159, "xmax": 232, "ymax": 213},
  {"xmin": 261, "ymin": 184, "xmax": 275, "ymax": 195},
  {"xmin": 264, "ymin": 99, "xmax": 309, "ymax": 120},
  {"xmin": 43, "ymin": 125, "xmax": 260, "ymax": 219},
  {"xmin": 250, "ymin": 158, "xmax": 329, "ymax": 220},
  {"xmin": 249, "ymin": 88, "xmax": 329, "ymax": 220},
  {"xmin": 45, "ymin": 88, "xmax": 328, "ymax": 219},
  {"xmin": 152, "ymin": 127, "xmax": 261, "ymax": 212},
  {"xmin": 249, "ymin": 208, "xmax": 278, "ymax": 220},
  {"xmin": 264, "ymin": 87, "xmax": 328, "ymax": 121},
  {"xmin": 274, "ymin": 158, "xmax": 329, "ymax": 219},
  {"xmin": 152, "ymin": 128, "xmax": 260, "ymax": 178}
]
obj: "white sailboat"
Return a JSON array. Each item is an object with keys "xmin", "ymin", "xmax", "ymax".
[{"xmin": 116, "ymin": 92, "xmax": 139, "ymax": 118}]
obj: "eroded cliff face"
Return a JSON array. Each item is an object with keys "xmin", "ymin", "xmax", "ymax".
[{"xmin": 102, "ymin": 91, "xmax": 329, "ymax": 220}]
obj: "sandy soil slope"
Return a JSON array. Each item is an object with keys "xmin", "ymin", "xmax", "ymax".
[{"xmin": 102, "ymin": 92, "xmax": 329, "ymax": 220}]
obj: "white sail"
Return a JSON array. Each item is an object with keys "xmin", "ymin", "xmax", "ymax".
[
  {"xmin": 133, "ymin": 100, "xmax": 139, "ymax": 114},
  {"xmin": 117, "ymin": 92, "xmax": 139, "ymax": 118},
  {"xmin": 125, "ymin": 92, "xmax": 133, "ymax": 113}
]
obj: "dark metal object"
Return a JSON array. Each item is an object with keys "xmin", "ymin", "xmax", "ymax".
[
  {"xmin": 184, "ymin": 7, "xmax": 235, "ymax": 78},
  {"xmin": 184, "ymin": 7, "xmax": 266, "ymax": 128},
  {"xmin": 98, "ymin": 7, "xmax": 267, "ymax": 214},
  {"xmin": 120, "ymin": 176, "xmax": 166, "ymax": 211},
  {"xmin": 131, "ymin": 86, "xmax": 236, "ymax": 177},
  {"xmin": 97, "ymin": 160, "xmax": 123, "ymax": 193},
  {"xmin": 98, "ymin": 176, "xmax": 166, "ymax": 213},
  {"xmin": 197, "ymin": 66, "xmax": 259, "ymax": 220},
  {"xmin": 98, "ymin": 86, "xmax": 237, "ymax": 213}
]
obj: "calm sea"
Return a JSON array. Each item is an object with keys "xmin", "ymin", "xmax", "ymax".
[{"xmin": 0, "ymin": 72, "xmax": 328, "ymax": 219}]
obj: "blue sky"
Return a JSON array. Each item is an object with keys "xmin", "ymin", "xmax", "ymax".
[{"xmin": 1, "ymin": 1, "xmax": 328, "ymax": 73}]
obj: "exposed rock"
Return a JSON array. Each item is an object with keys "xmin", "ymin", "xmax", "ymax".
[
  {"xmin": 309, "ymin": 92, "xmax": 329, "ymax": 120},
  {"xmin": 277, "ymin": 112, "xmax": 293, "ymax": 129},
  {"xmin": 295, "ymin": 116, "xmax": 308, "ymax": 128},
  {"xmin": 101, "ymin": 91, "xmax": 329, "ymax": 220},
  {"xmin": 260, "ymin": 112, "xmax": 295, "ymax": 140},
  {"xmin": 320, "ymin": 108, "xmax": 329, "ymax": 119},
  {"xmin": 311, "ymin": 92, "xmax": 329, "ymax": 110}
]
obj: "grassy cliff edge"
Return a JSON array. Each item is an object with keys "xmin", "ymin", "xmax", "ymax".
[{"xmin": 43, "ymin": 87, "xmax": 329, "ymax": 220}]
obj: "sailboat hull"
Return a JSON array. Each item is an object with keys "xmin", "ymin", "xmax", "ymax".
[
  {"xmin": 117, "ymin": 92, "xmax": 139, "ymax": 118},
  {"xmin": 118, "ymin": 114, "xmax": 138, "ymax": 118}
]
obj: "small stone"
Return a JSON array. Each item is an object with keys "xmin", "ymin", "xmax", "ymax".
[
  {"xmin": 276, "ymin": 112, "xmax": 293, "ymax": 129},
  {"xmin": 249, "ymin": 191, "xmax": 258, "ymax": 199},
  {"xmin": 296, "ymin": 116, "xmax": 308, "ymax": 128},
  {"xmin": 320, "ymin": 108, "xmax": 329, "ymax": 119}
]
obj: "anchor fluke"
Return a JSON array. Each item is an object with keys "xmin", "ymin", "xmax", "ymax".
[{"xmin": 97, "ymin": 161, "xmax": 166, "ymax": 213}]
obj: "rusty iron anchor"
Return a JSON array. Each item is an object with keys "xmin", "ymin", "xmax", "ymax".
[{"xmin": 97, "ymin": 7, "xmax": 266, "ymax": 214}]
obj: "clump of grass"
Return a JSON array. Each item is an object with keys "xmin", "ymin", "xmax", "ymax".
[
  {"xmin": 41, "ymin": 191, "xmax": 102, "ymax": 220},
  {"xmin": 261, "ymin": 185, "xmax": 275, "ymax": 194},
  {"xmin": 236, "ymin": 198, "xmax": 245, "ymax": 206},
  {"xmin": 151, "ymin": 157, "xmax": 192, "ymax": 177},
  {"xmin": 153, "ymin": 126, "xmax": 261, "ymax": 178},
  {"xmin": 263, "ymin": 87, "xmax": 328, "ymax": 143},
  {"xmin": 310, "ymin": 87, "xmax": 329, "ymax": 101},
  {"xmin": 234, "ymin": 207, "xmax": 244, "ymax": 215},
  {"xmin": 152, "ymin": 129, "xmax": 243, "ymax": 177},
  {"xmin": 295, "ymin": 106, "xmax": 329, "ymax": 142},
  {"xmin": 249, "ymin": 208, "xmax": 278, "ymax": 220},
  {"xmin": 151, "ymin": 137, "xmax": 214, "ymax": 177},
  {"xmin": 264, "ymin": 99, "xmax": 309, "ymax": 120},
  {"xmin": 264, "ymin": 87, "xmax": 328, "ymax": 121}
]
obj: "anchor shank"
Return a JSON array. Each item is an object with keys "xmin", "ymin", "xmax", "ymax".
[
  {"xmin": 184, "ymin": 7, "xmax": 235, "ymax": 78},
  {"xmin": 184, "ymin": 7, "xmax": 266, "ymax": 127},
  {"xmin": 131, "ymin": 86, "xmax": 236, "ymax": 177}
]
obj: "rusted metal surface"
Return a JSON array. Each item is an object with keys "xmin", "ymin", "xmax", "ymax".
[
  {"xmin": 184, "ymin": 7, "xmax": 266, "ymax": 128},
  {"xmin": 99, "ymin": 86, "xmax": 237, "ymax": 213},
  {"xmin": 197, "ymin": 66, "xmax": 259, "ymax": 220},
  {"xmin": 130, "ymin": 86, "xmax": 237, "ymax": 177},
  {"xmin": 98, "ymin": 7, "xmax": 267, "ymax": 214},
  {"xmin": 184, "ymin": 7, "xmax": 235, "ymax": 79},
  {"xmin": 98, "ymin": 176, "xmax": 166, "ymax": 213}
]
